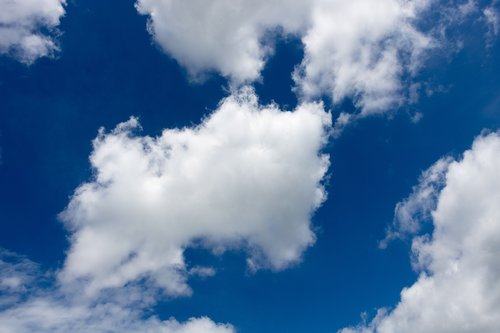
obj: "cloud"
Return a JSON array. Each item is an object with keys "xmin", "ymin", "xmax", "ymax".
[
  {"xmin": 294, "ymin": 0, "xmax": 432, "ymax": 114},
  {"xmin": 59, "ymin": 88, "xmax": 332, "ymax": 298},
  {"xmin": 339, "ymin": 131, "xmax": 500, "ymax": 333},
  {"xmin": 0, "ymin": 0, "xmax": 66, "ymax": 64},
  {"xmin": 485, "ymin": 6, "xmax": 499, "ymax": 35},
  {"xmin": 137, "ymin": 0, "xmax": 500, "ymax": 117},
  {"xmin": 135, "ymin": 0, "xmax": 310, "ymax": 84},
  {"xmin": 379, "ymin": 156, "xmax": 453, "ymax": 248},
  {"xmin": 484, "ymin": 1, "xmax": 500, "ymax": 44},
  {"xmin": 136, "ymin": 0, "xmax": 436, "ymax": 114},
  {"xmin": 0, "ymin": 249, "xmax": 45, "ymax": 309},
  {"xmin": 0, "ymin": 251, "xmax": 234, "ymax": 333},
  {"xmin": 0, "ymin": 89, "xmax": 331, "ymax": 332}
]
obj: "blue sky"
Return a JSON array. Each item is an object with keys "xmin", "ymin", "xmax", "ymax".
[{"xmin": 0, "ymin": 0, "xmax": 500, "ymax": 332}]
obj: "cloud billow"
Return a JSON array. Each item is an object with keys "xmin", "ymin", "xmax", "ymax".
[
  {"xmin": 0, "ymin": 0, "xmax": 66, "ymax": 63},
  {"xmin": 60, "ymin": 88, "xmax": 332, "ymax": 297},
  {"xmin": 136, "ymin": 0, "xmax": 432, "ymax": 114},
  {"xmin": 0, "ymin": 89, "xmax": 332, "ymax": 332},
  {"xmin": 340, "ymin": 132, "xmax": 500, "ymax": 333}
]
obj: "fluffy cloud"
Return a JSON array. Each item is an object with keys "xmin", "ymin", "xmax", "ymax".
[
  {"xmin": 0, "ymin": 251, "xmax": 234, "ymax": 333},
  {"xmin": 340, "ymin": 131, "xmax": 500, "ymax": 333},
  {"xmin": 1, "ymin": 89, "xmax": 330, "ymax": 332},
  {"xmin": 294, "ymin": 0, "xmax": 432, "ymax": 114},
  {"xmin": 136, "ymin": 0, "xmax": 434, "ymax": 113},
  {"xmin": 137, "ymin": 0, "xmax": 500, "ymax": 116},
  {"xmin": 59, "ymin": 88, "xmax": 331, "ymax": 297},
  {"xmin": 135, "ymin": 0, "xmax": 310, "ymax": 83},
  {"xmin": 0, "ymin": 0, "xmax": 66, "ymax": 63}
]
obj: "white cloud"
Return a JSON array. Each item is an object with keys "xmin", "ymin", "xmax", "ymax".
[
  {"xmin": 380, "ymin": 156, "xmax": 453, "ymax": 248},
  {"xmin": 135, "ymin": 0, "xmax": 310, "ymax": 83},
  {"xmin": 137, "ymin": 0, "xmax": 500, "ymax": 117},
  {"xmin": 0, "ymin": 89, "xmax": 331, "ymax": 332},
  {"xmin": 331, "ymin": 112, "xmax": 354, "ymax": 138},
  {"xmin": 59, "ymin": 88, "xmax": 331, "ymax": 297},
  {"xmin": 0, "ymin": 250, "xmax": 44, "ymax": 308},
  {"xmin": 0, "ymin": 251, "xmax": 234, "ymax": 333},
  {"xmin": 136, "ymin": 0, "xmax": 435, "ymax": 114},
  {"xmin": 0, "ymin": 0, "xmax": 66, "ymax": 64},
  {"xmin": 340, "ymin": 131, "xmax": 500, "ymax": 333},
  {"xmin": 1, "ymin": 299, "xmax": 234, "ymax": 333},
  {"xmin": 294, "ymin": 0, "xmax": 432, "ymax": 114}
]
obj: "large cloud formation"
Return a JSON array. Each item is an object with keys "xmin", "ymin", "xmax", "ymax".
[
  {"xmin": 0, "ymin": 0, "xmax": 66, "ymax": 63},
  {"xmin": 0, "ymin": 89, "xmax": 331, "ymax": 332},
  {"xmin": 136, "ymin": 0, "xmax": 433, "ymax": 114},
  {"xmin": 340, "ymin": 131, "xmax": 500, "ymax": 333},
  {"xmin": 60, "ymin": 88, "xmax": 331, "ymax": 297}
]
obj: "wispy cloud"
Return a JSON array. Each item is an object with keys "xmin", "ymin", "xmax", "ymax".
[{"xmin": 0, "ymin": 250, "xmax": 234, "ymax": 333}]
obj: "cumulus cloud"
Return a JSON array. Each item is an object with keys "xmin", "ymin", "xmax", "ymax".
[
  {"xmin": 0, "ymin": 250, "xmax": 234, "ymax": 333},
  {"xmin": 340, "ymin": 131, "xmax": 500, "ymax": 333},
  {"xmin": 294, "ymin": 0, "xmax": 432, "ymax": 114},
  {"xmin": 136, "ymin": 0, "xmax": 436, "ymax": 114},
  {"xmin": 0, "ymin": 89, "xmax": 331, "ymax": 332},
  {"xmin": 137, "ymin": 0, "xmax": 500, "ymax": 117},
  {"xmin": 59, "ymin": 88, "xmax": 331, "ymax": 297},
  {"xmin": 135, "ymin": 0, "xmax": 310, "ymax": 83},
  {"xmin": 0, "ymin": 0, "xmax": 66, "ymax": 63}
]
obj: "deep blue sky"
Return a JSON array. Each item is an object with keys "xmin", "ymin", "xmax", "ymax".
[{"xmin": 0, "ymin": 0, "xmax": 499, "ymax": 332}]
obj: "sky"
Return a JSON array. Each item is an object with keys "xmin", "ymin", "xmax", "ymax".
[{"xmin": 0, "ymin": 0, "xmax": 499, "ymax": 332}]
